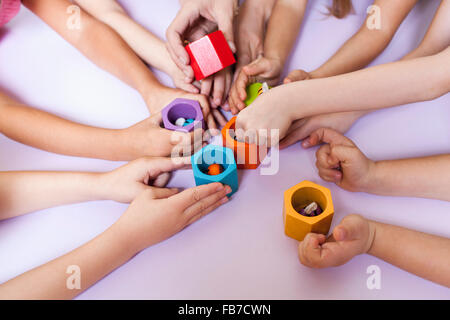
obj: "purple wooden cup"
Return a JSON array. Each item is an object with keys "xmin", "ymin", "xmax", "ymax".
[{"xmin": 161, "ymin": 98, "xmax": 205, "ymax": 132}]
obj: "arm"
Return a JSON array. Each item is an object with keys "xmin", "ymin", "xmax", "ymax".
[
  {"xmin": 236, "ymin": 47, "xmax": 450, "ymax": 141},
  {"xmin": 0, "ymin": 92, "xmax": 197, "ymax": 161},
  {"xmin": 310, "ymin": 0, "xmax": 418, "ymax": 79},
  {"xmin": 0, "ymin": 157, "xmax": 186, "ymax": 220},
  {"xmin": 73, "ymin": 0, "xmax": 198, "ymax": 94},
  {"xmin": 228, "ymin": 0, "xmax": 307, "ymax": 113},
  {"xmin": 403, "ymin": 0, "xmax": 450, "ymax": 60},
  {"xmin": 310, "ymin": 128, "xmax": 450, "ymax": 201},
  {"xmin": 369, "ymin": 155, "xmax": 450, "ymax": 201},
  {"xmin": 0, "ymin": 183, "xmax": 229, "ymax": 299},
  {"xmin": 264, "ymin": 0, "xmax": 307, "ymax": 73},
  {"xmin": 298, "ymin": 215, "xmax": 450, "ymax": 287},
  {"xmin": 22, "ymin": 0, "xmax": 164, "ymax": 112}
]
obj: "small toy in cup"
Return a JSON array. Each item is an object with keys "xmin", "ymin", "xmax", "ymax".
[
  {"xmin": 207, "ymin": 164, "xmax": 224, "ymax": 176},
  {"xmin": 296, "ymin": 202, "xmax": 323, "ymax": 217}
]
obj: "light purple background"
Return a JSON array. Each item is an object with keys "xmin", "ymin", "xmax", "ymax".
[{"xmin": 0, "ymin": 0, "xmax": 449, "ymax": 299}]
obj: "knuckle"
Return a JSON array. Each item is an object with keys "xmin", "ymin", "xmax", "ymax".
[{"xmin": 192, "ymin": 188, "xmax": 201, "ymax": 202}]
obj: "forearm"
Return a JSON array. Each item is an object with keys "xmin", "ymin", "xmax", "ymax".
[
  {"xmin": 0, "ymin": 100, "xmax": 128, "ymax": 161},
  {"xmin": 0, "ymin": 223, "xmax": 136, "ymax": 299},
  {"xmin": 285, "ymin": 48, "xmax": 450, "ymax": 119},
  {"xmin": 74, "ymin": 0, "xmax": 175, "ymax": 75},
  {"xmin": 0, "ymin": 171, "xmax": 109, "ymax": 219},
  {"xmin": 366, "ymin": 155, "xmax": 450, "ymax": 201},
  {"xmin": 22, "ymin": 0, "xmax": 162, "ymax": 99},
  {"xmin": 311, "ymin": 28, "xmax": 392, "ymax": 78},
  {"xmin": 368, "ymin": 220, "xmax": 450, "ymax": 287},
  {"xmin": 311, "ymin": 0, "xmax": 418, "ymax": 78},
  {"xmin": 402, "ymin": 0, "xmax": 450, "ymax": 61},
  {"xmin": 264, "ymin": 0, "xmax": 307, "ymax": 67}
]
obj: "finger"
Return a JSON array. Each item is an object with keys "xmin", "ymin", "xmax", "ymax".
[
  {"xmin": 185, "ymin": 196, "xmax": 229, "ymax": 226},
  {"xmin": 146, "ymin": 186, "xmax": 179, "ymax": 199},
  {"xmin": 235, "ymin": 70, "xmax": 250, "ymax": 108},
  {"xmin": 149, "ymin": 112, "xmax": 163, "ymax": 125},
  {"xmin": 178, "ymin": 81, "xmax": 200, "ymax": 94},
  {"xmin": 184, "ymin": 185, "xmax": 231, "ymax": 219},
  {"xmin": 222, "ymin": 70, "xmax": 232, "ymax": 110},
  {"xmin": 214, "ymin": 10, "xmax": 236, "ymax": 52},
  {"xmin": 166, "ymin": 7, "xmax": 196, "ymax": 67},
  {"xmin": 212, "ymin": 73, "xmax": 226, "ymax": 107},
  {"xmin": 243, "ymin": 58, "xmax": 269, "ymax": 77},
  {"xmin": 283, "ymin": 69, "xmax": 308, "ymax": 84},
  {"xmin": 316, "ymin": 144, "xmax": 334, "ymax": 169},
  {"xmin": 307, "ymin": 128, "xmax": 355, "ymax": 148},
  {"xmin": 170, "ymin": 183, "xmax": 226, "ymax": 208},
  {"xmin": 212, "ymin": 109, "xmax": 228, "ymax": 127},
  {"xmin": 279, "ymin": 125, "xmax": 309, "ymax": 150},
  {"xmin": 228, "ymin": 85, "xmax": 240, "ymax": 115},
  {"xmin": 317, "ymin": 166, "xmax": 342, "ymax": 183},
  {"xmin": 200, "ymin": 77, "xmax": 213, "ymax": 97},
  {"xmin": 298, "ymin": 233, "xmax": 326, "ymax": 267}
]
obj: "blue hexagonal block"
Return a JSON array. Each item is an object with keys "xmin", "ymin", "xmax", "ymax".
[{"xmin": 192, "ymin": 145, "xmax": 238, "ymax": 197}]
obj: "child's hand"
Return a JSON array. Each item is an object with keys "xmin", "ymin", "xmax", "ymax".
[
  {"xmin": 228, "ymin": 56, "xmax": 283, "ymax": 114},
  {"xmin": 307, "ymin": 128, "xmax": 376, "ymax": 192},
  {"xmin": 120, "ymin": 113, "xmax": 203, "ymax": 160},
  {"xmin": 283, "ymin": 69, "xmax": 312, "ymax": 83},
  {"xmin": 233, "ymin": 0, "xmax": 276, "ymax": 78},
  {"xmin": 298, "ymin": 214, "xmax": 375, "ymax": 268},
  {"xmin": 145, "ymin": 86, "xmax": 217, "ymax": 130},
  {"xmin": 101, "ymin": 157, "xmax": 188, "ymax": 203},
  {"xmin": 115, "ymin": 183, "xmax": 231, "ymax": 252},
  {"xmin": 199, "ymin": 68, "xmax": 233, "ymax": 126},
  {"xmin": 279, "ymin": 112, "xmax": 365, "ymax": 150},
  {"xmin": 235, "ymin": 87, "xmax": 292, "ymax": 146}
]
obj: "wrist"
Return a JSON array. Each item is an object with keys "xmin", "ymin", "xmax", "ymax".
[
  {"xmin": 366, "ymin": 220, "xmax": 379, "ymax": 255},
  {"xmin": 361, "ymin": 160, "xmax": 385, "ymax": 194}
]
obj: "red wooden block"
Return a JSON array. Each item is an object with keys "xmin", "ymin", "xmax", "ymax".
[{"xmin": 185, "ymin": 31, "xmax": 236, "ymax": 81}]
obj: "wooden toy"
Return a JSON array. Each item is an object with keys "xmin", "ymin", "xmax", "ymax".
[
  {"xmin": 161, "ymin": 98, "xmax": 205, "ymax": 132},
  {"xmin": 185, "ymin": 31, "xmax": 236, "ymax": 81},
  {"xmin": 207, "ymin": 164, "xmax": 224, "ymax": 176},
  {"xmin": 244, "ymin": 82, "xmax": 271, "ymax": 106},
  {"xmin": 283, "ymin": 181, "xmax": 334, "ymax": 241},
  {"xmin": 192, "ymin": 145, "xmax": 238, "ymax": 197},
  {"xmin": 221, "ymin": 117, "xmax": 267, "ymax": 169}
]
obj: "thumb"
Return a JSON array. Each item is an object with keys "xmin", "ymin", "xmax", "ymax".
[
  {"xmin": 216, "ymin": 13, "xmax": 235, "ymax": 52},
  {"xmin": 333, "ymin": 215, "xmax": 365, "ymax": 241},
  {"xmin": 243, "ymin": 58, "xmax": 269, "ymax": 76},
  {"xmin": 147, "ymin": 186, "xmax": 179, "ymax": 199}
]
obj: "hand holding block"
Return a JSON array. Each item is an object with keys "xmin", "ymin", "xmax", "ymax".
[
  {"xmin": 283, "ymin": 181, "xmax": 334, "ymax": 241},
  {"xmin": 192, "ymin": 145, "xmax": 238, "ymax": 197},
  {"xmin": 222, "ymin": 117, "xmax": 267, "ymax": 169},
  {"xmin": 185, "ymin": 31, "xmax": 236, "ymax": 81},
  {"xmin": 161, "ymin": 98, "xmax": 205, "ymax": 132}
]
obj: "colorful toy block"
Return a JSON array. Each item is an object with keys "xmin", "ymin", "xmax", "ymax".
[
  {"xmin": 221, "ymin": 117, "xmax": 267, "ymax": 169},
  {"xmin": 161, "ymin": 98, "xmax": 205, "ymax": 132},
  {"xmin": 192, "ymin": 145, "xmax": 238, "ymax": 197},
  {"xmin": 185, "ymin": 31, "xmax": 236, "ymax": 81},
  {"xmin": 244, "ymin": 82, "xmax": 271, "ymax": 106},
  {"xmin": 283, "ymin": 181, "xmax": 334, "ymax": 241}
]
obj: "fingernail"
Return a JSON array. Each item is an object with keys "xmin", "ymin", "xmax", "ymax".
[
  {"xmin": 216, "ymin": 184, "xmax": 225, "ymax": 191},
  {"xmin": 221, "ymin": 197, "xmax": 229, "ymax": 204},
  {"xmin": 227, "ymin": 41, "xmax": 236, "ymax": 53},
  {"xmin": 302, "ymin": 140, "xmax": 310, "ymax": 148},
  {"xmin": 215, "ymin": 98, "xmax": 221, "ymax": 105},
  {"xmin": 185, "ymin": 77, "xmax": 191, "ymax": 83},
  {"xmin": 224, "ymin": 186, "xmax": 232, "ymax": 194}
]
